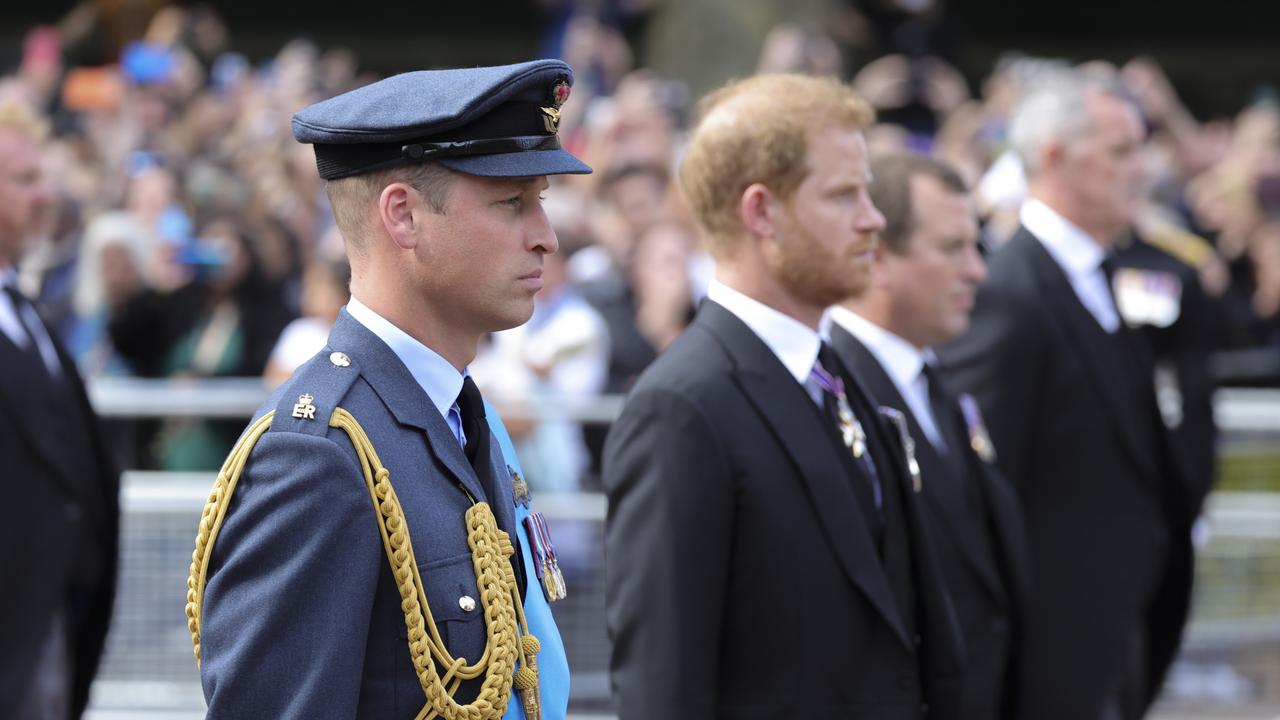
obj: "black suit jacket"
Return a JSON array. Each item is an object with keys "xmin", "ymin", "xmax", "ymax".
[
  {"xmin": 604, "ymin": 299, "xmax": 965, "ymax": 719},
  {"xmin": 1113, "ymin": 235, "xmax": 1221, "ymax": 514},
  {"xmin": 830, "ymin": 324, "xmax": 1030, "ymax": 720},
  {"xmin": 0, "ymin": 295, "xmax": 119, "ymax": 716},
  {"xmin": 937, "ymin": 227, "xmax": 1194, "ymax": 719}
]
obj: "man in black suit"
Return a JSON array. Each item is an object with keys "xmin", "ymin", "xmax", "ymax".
[
  {"xmin": 937, "ymin": 72, "xmax": 1195, "ymax": 719},
  {"xmin": 0, "ymin": 103, "xmax": 120, "ymax": 719},
  {"xmin": 1112, "ymin": 230, "xmax": 1223, "ymax": 515},
  {"xmin": 827, "ymin": 152, "xmax": 1030, "ymax": 719},
  {"xmin": 604, "ymin": 73, "xmax": 965, "ymax": 719}
]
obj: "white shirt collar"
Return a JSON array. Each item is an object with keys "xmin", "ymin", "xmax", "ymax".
[
  {"xmin": 1020, "ymin": 197, "xmax": 1106, "ymax": 280},
  {"xmin": 827, "ymin": 305, "xmax": 928, "ymax": 389},
  {"xmin": 706, "ymin": 278, "xmax": 820, "ymax": 384},
  {"xmin": 345, "ymin": 295, "xmax": 463, "ymax": 422}
]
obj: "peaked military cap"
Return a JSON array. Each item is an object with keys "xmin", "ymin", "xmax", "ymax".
[{"xmin": 292, "ymin": 59, "xmax": 592, "ymax": 180}]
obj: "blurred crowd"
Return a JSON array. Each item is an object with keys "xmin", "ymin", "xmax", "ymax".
[{"xmin": 3, "ymin": 4, "xmax": 1278, "ymax": 487}]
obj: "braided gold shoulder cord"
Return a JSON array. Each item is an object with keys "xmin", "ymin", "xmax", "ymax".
[{"xmin": 185, "ymin": 409, "xmax": 543, "ymax": 720}]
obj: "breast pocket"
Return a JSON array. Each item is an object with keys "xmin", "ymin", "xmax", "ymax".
[{"xmin": 417, "ymin": 552, "xmax": 487, "ymax": 664}]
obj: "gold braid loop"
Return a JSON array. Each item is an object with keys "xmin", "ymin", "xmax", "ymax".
[
  {"xmin": 185, "ymin": 407, "xmax": 543, "ymax": 720},
  {"xmin": 186, "ymin": 412, "xmax": 275, "ymax": 663}
]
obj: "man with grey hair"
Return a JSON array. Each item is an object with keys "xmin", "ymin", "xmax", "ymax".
[{"xmin": 937, "ymin": 71, "xmax": 1195, "ymax": 718}]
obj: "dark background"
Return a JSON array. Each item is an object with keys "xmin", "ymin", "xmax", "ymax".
[{"xmin": 0, "ymin": 0, "xmax": 1275, "ymax": 118}]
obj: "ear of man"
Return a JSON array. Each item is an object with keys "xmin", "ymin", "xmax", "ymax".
[
  {"xmin": 740, "ymin": 182, "xmax": 784, "ymax": 244},
  {"xmin": 378, "ymin": 181, "xmax": 424, "ymax": 251}
]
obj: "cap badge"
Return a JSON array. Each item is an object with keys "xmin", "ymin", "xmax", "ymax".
[
  {"xmin": 541, "ymin": 78, "xmax": 571, "ymax": 134},
  {"xmin": 551, "ymin": 79, "xmax": 571, "ymax": 107}
]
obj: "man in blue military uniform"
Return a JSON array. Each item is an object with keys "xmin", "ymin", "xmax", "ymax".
[{"xmin": 185, "ymin": 60, "xmax": 588, "ymax": 719}]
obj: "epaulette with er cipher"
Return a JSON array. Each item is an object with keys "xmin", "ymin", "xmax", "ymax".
[{"xmin": 269, "ymin": 349, "xmax": 362, "ymax": 438}]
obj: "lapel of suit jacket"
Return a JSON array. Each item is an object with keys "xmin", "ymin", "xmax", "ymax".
[
  {"xmin": 698, "ymin": 301, "xmax": 912, "ymax": 650},
  {"xmin": 830, "ymin": 325, "xmax": 1007, "ymax": 602},
  {"xmin": 971, "ymin": 451, "xmax": 1032, "ymax": 617},
  {"xmin": 0, "ymin": 327, "xmax": 91, "ymax": 501},
  {"xmin": 1017, "ymin": 230, "xmax": 1160, "ymax": 482},
  {"xmin": 327, "ymin": 311, "xmax": 487, "ymax": 503}
]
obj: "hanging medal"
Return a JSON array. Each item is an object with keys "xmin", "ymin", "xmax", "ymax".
[
  {"xmin": 811, "ymin": 362, "xmax": 867, "ymax": 458},
  {"xmin": 879, "ymin": 406, "xmax": 923, "ymax": 493},
  {"xmin": 523, "ymin": 511, "xmax": 567, "ymax": 602},
  {"xmin": 958, "ymin": 394, "xmax": 998, "ymax": 463},
  {"xmin": 532, "ymin": 512, "xmax": 567, "ymax": 601},
  {"xmin": 835, "ymin": 393, "xmax": 867, "ymax": 459}
]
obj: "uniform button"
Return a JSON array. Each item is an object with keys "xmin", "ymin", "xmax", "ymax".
[
  {"xmin": 898, "ymin": 675, "xmax": 914, "ymax": 690},
  {"xmin": 330, "ymin": 351, "xmax": 351, "ymax": 367},
  {"xmin": 458, "ymin": 595, "xmax": 476, "ymax": 613}
]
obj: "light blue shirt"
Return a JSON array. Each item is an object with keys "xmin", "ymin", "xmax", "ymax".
[{"xmin": 345, "ymin": 296, "xmax": 469, "ymax": 446}]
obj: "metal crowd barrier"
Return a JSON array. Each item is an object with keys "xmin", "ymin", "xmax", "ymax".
[
  {"xmin": 83, "ymin": 375, "xmax": 1280, "ymax": 432},
  {"xmin": 82, "ymin": 377, "xmax": 1280, "ymax": 716}
]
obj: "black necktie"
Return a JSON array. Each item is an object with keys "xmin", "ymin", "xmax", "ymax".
[
  {"xmin": 812, "ymin": 343, "xmax": 884, "ymax": 545},
  {"xmin": 456, "ymin": 376, "xmax": 528, "ymax": 597},
  {"xmin": 456, "ymin": 376, "xmax": 490, "ymax": 470},
  {"xmin": 4, "ymin": 284, "xmax": 53, "ymax": 379},
  {"xmin": 922, "ymin": 362, "xmax": 989, "ymax": 518},
  {"xmin": 921, "ymin": 362, "xmax": 961, "ymax": 453}
]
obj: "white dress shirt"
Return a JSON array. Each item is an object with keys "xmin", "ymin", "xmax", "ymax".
[
  {"xmin": 706, "ymin": 279, "xmax": 821, "ymax": 400},
  {"xmin": 1, "ymin": 267, "xmax": 62, "ymax": 376},
  {"xmin": 1020, "ymin": 198, "xmax": 1120, "ymax": 333},
  {"xmin": 345, "ymin": 296, "xmax": 469, "ymax": 447},
  {"xmin": 710, "ymin": 280, "xmax": 884, "ymax": 508},
  {"xmin": 827, "ymin": 306, "xmax": 946, "ymax": 451}
]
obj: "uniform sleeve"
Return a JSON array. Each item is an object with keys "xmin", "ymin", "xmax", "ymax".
[
  {"xmin": 200, "ymin": 430, "xmax": 382, "ymax": 720},
  {"xmin": 938, "ymin": 283, "xmax": 1044, "ymax": 491},
  {"xmin": 603, "ymin": 388, "xmax": 734, "ymax": 720}
]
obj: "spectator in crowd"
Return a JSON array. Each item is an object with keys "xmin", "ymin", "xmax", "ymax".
[
  {"xmin": 108, "ymin": 215, "xmax": 293, "ymax": 468},
  {"xmin": 263, "ymin": 253, "xmax": 350, "ymax": 386}
]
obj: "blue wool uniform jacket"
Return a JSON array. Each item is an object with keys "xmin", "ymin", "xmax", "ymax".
[{"xmin": 200, "ymin": 309, "xmax": 567, "ymax": 719}]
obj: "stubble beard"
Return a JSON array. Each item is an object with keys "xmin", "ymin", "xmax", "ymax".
[{"xmin": 768, "ymin": 233, "xmax": 872, "ymax": 310}]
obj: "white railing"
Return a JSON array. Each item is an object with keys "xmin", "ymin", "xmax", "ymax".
[{"xmin": 82, "ymin": 376, "xmax": 1280, "ymax": 431}]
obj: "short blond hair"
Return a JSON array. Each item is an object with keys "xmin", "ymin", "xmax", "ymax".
[
  {"xmin": 325, "ymin": 161, "xmax": 456, "ymax": 254},
  {"xmin": 679, "ymin": 74, "xmax": 874, "ymax": 256}
]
